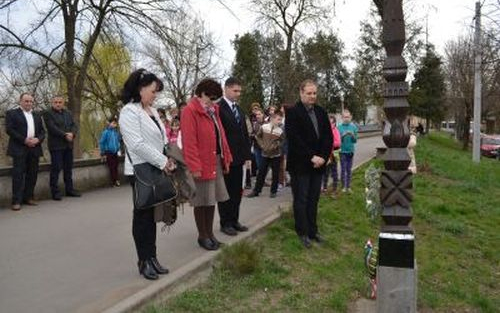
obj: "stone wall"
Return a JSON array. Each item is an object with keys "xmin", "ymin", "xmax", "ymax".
[{"xmin": 0, "ymin": 158, "xmax": 124, "ymax": 208}]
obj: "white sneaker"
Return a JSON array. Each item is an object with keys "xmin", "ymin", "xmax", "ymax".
[
  {"xmin": 347, "ymin": 188, "xmax": 352, "ymax": 194},
  {"xmin": 342, "ymin": 188, "xmax": 347, "ymax": 193}
]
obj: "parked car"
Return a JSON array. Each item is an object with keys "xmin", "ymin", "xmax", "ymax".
[{"xmin": 480, "ymin": 136, "xmax": 500, "ymax": 158}]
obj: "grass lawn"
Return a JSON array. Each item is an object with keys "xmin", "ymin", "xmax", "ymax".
[{"xmin": 145, "ymin": 132, "xmax": 500, "ymax": 313}]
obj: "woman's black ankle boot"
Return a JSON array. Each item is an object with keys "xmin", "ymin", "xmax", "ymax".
[
  {"xmin": 138, "ymin": 259, "xmax": 159, "ymax": 280},
  {"xmin": 150, "ymin": 257, "xmax": 169, "ymax": 274}
]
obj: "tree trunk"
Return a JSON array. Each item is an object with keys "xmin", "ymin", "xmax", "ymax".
[
  {"xmin": 462, "ymin": 102, "xmax": 472, "ymax": 150},
  {"xmin": 62, "ymin": 3, "xmax": 82, "ymax": 157},
  {"xmin": 283, "ymin": 32, "xmax": 294, "ymax": 104}
]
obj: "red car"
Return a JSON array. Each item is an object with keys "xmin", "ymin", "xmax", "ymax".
[{"xmin": 480, "ymin": 136, "xmax": 500, "ymax": 158}]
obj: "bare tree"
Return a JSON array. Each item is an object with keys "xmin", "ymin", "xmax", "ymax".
[
  {"xmin": 445, "ymin": 33, "xmax": 500, "ymax": 148},
  {"xmin": 0, "ymin": 0, "xmax": 182, "ymax": 155},
  {"xmin": 250, "ymin": 0, "xmax": 332, "ymax": 102},
  {"xmin": 142, "ymin": 15, "xmax": 218, "ymax": 107}
]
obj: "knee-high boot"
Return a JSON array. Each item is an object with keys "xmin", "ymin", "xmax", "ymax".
[
  {"xmin": 195, "ymin": 206, "xmax": 217, "ymax": 250},
  {"xmin": 193, "ymin": 207, "xmax": 206, "ymax": 239},
  {"xmin": 205, "ymin": 205, "xmax": 222, "ymax": 247}
]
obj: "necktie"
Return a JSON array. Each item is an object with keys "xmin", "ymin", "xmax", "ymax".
[{"xmin": 232, "ymin": 103, "xmax": 240, "ymax": 124}]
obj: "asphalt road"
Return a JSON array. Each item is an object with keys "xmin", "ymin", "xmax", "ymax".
[{"xmin": 0, "ymin": 136, "xmax": 383, "ymax": 313}]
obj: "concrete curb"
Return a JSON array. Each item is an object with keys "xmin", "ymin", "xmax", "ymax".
[
  {"xmin": 103, "ymin": 157, "xmax": 375, "ymax": 313},
  {"xmin": 103, "ymin": 202, "xmax": 290, "ymax": 313}
]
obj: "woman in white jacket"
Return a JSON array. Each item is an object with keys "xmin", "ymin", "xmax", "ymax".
[{"xmin": 119, "ymin": 69, "xmax": 176, "ymax": 280}]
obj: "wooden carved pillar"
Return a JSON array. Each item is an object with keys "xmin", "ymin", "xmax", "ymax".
[{"xmin": 377, "ymin": 0, "xmax": 414, "ymax": 269}]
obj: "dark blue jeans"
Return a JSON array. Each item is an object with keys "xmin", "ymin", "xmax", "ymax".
[
  {"xmin": 340, "ymin": 153, "xmax": 354, "ymax": 189},
  {"xmin": 254, "ymin": 156, "xmax": 281, "ymax": 194},
  {"xmin": 254, "ymin": 146, "xmax": 263, "ymax": 171},
  {"xmin": 49, "ymin": 148, "xmax": 74, "ymax": 196}
]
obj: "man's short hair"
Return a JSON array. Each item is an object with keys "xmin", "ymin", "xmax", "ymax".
[
  {"xmin": 224, "ymin": 77, "xmax": 241, "ymax": 87},
  {"xmin": 52, "ymin": 95, "xmax": 65, "ymax": 101},
  {"xmin": 19, "ymin": 92, "xmax": 33, "ymax": 100},
  {"xmin": 299, "ymin": 79, "xmax": 317, "ymax": 91}
]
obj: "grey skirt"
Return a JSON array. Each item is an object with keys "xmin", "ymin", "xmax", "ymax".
[{"xmin": 189, "ymin": 156, "xmax": 229, "ymax": 207}]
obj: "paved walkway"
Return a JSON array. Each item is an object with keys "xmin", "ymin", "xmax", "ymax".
[{"xmin": 0, "ymin": 136, "xmax": 382, "ymax": 313}]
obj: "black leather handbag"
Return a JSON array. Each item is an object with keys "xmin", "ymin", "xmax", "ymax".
[{"xmin": 126, "ymin": 150, "xmax": 178, "ymax": 210}]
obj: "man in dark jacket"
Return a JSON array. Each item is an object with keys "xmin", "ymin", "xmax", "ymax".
[
  {"xmin": 285, "ymin": 80, "xmax": 333, "ymax": 248},
  {"xmin": 43, "ymin": 95, "xmax": 80, "ymax": 200},
  {"xmin": 217, "ymin": 77, "xmax": 252, "ymax": 236},
  {"xmin": 5, "ymin": 93, "xmax": 45, "ymax": 210}
]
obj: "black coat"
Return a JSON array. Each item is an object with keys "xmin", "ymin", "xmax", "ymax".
[
  {"xmin": 5, "ymin": 108, "xmax": 45, "ymax": 157},
  {"xmin": 285, "ymin": 102, "xmax": 333, "ymax": 174},
  {"xmin": 218, "ymin": 98, "xmax": 252, "ymax": 166},
  {"xmin": 43, "ymin": 108, "xmax": 79, "ymax": 151}
]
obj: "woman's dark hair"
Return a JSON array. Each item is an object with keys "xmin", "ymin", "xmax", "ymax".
[
  {"xmin": 121, "ymin": 68, "xmax": 164, "ymax": 104},
  {"xmin": 194, "ymin": 78, "xmax": 223, "ymax": 99}
]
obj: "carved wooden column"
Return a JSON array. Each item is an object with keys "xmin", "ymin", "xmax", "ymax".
[{"xmin": 376, "ymin": 0, "xmax": 417, "ymax": 311}]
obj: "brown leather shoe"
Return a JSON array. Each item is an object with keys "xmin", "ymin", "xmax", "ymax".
[
  {"xmin": 11, "ymin": 204, "xmax": 21, "ymax": 211},
  {"xmin": 23, "ymin": 200, "xmax": 38, "ymax": 206}
]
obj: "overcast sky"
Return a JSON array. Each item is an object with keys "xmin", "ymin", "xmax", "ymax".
[
  {"xmin": 0, "ymin": 0, "xmax": 493, "ymax": 83},
  {"xmin": 189, "ymin": 0, "xmax": 485, "ymax": 76}
]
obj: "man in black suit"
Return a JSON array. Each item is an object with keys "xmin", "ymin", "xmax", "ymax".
[
  {"xmin": 285, "ymin": 80, "xmax": 333, "ymax": 248},
  {"xmin": 217, "ymin": 77, "xmax": 252, "ymax": 236},
  {"xmin": 5, "ymin": 93, "xmax": 45, "ymax": 211},
  {"xmin": 43, "ymin": 95, "xmax": 80, "ymax": 200}
]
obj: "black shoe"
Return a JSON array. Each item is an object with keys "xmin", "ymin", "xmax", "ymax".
[
  {"xmin": 150, "ymin": 257, "xmax": 169, "ymax": 275},
  {"xmin": 270, "ymin": 193, "xmax": 277, "ymax": 198},
  {"xmin": 210, "ymin": 237, "xmax": 224, "ymax": 248},
  {"xmin": 138, "ymin": 259, "xmax": 159, "ymax": 280},
  {"xmin": 221, "ymin": 226, "xmax": 238, "ymax": 236},
  {"xmin": 233, "ymin": 223, "xmax": 248, "ymax": 232},
  {"xmin": 245, "ymin": 183, "xmax": 252, "ymax": 190},
  {"xmin": 246, "ymin": 191, "xmax": 259, "ymax": 198},
  {"xmin": 66, "ymin": 190, "xmax": 81, "ymax": 197},
  {"xmin": 198, "ymin": 238, "xmax": 218, "ymax": 250},
  {"xmin": 52, "ymin": 194, "xmax": 62, "ymax": 201},
  {"xmin": 300, "ymin": 236, "xmax": 312, "ymax": 249},
  {"xmin": 309, "ymin": 233, "xmax": 325, "ymax": 244}
]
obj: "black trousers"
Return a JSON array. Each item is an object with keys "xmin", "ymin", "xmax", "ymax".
[
  {"xmin": 218, "ymin": 165, "xmax": 243, "ymax": 228},
  {"xmin": 129, "ymin": 176, "xmax": 156, "ymax": 261},
  {"xmin": 290, "ymin": 171, "xmax": 323, "ymax": 237},
  {"xmin": 49, "ymin": 148, "xmax": 74, "ymax": 196},
  {"xmin": 253, "ymin": 156, "xmax": 280, "ymax": 194},
  {"xmin": 105, "ymin": 152, "xmax": 119, "ymax": 182},
  {"xmin": 11, "ymin": 150, "xmax": 40, "ymax": 204}
]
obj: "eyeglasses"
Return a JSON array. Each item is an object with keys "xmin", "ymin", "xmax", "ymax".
[{"xmin": 209, "ymin": 96, "xmax": 221, "ymax": 102}]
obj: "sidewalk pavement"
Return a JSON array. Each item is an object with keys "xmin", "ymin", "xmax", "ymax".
[{"xmin": 0, "ymin": 136, "xmax": 382, "ymax": 313}]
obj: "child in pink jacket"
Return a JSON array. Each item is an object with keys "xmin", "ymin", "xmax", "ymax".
[{"xmin": 322, "ymin": 114, "xmax": 341, "ymax": 197}]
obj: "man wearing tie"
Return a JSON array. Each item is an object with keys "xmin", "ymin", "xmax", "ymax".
[
  {"xmin": 5, "ymin": 93, "xmax": 45, "ymax": 211},
  {"xmin": 217, "ymin": 77, "xmax": 252, "ymax": 236},
  {"xmin": 285, "ymin": 80, "xmax": 333, "ymax": 248}
]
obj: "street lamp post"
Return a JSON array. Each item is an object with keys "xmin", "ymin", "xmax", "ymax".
[{"xmin": 374, "ymin": 0, "xmax": 417, "ymax": 312}]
